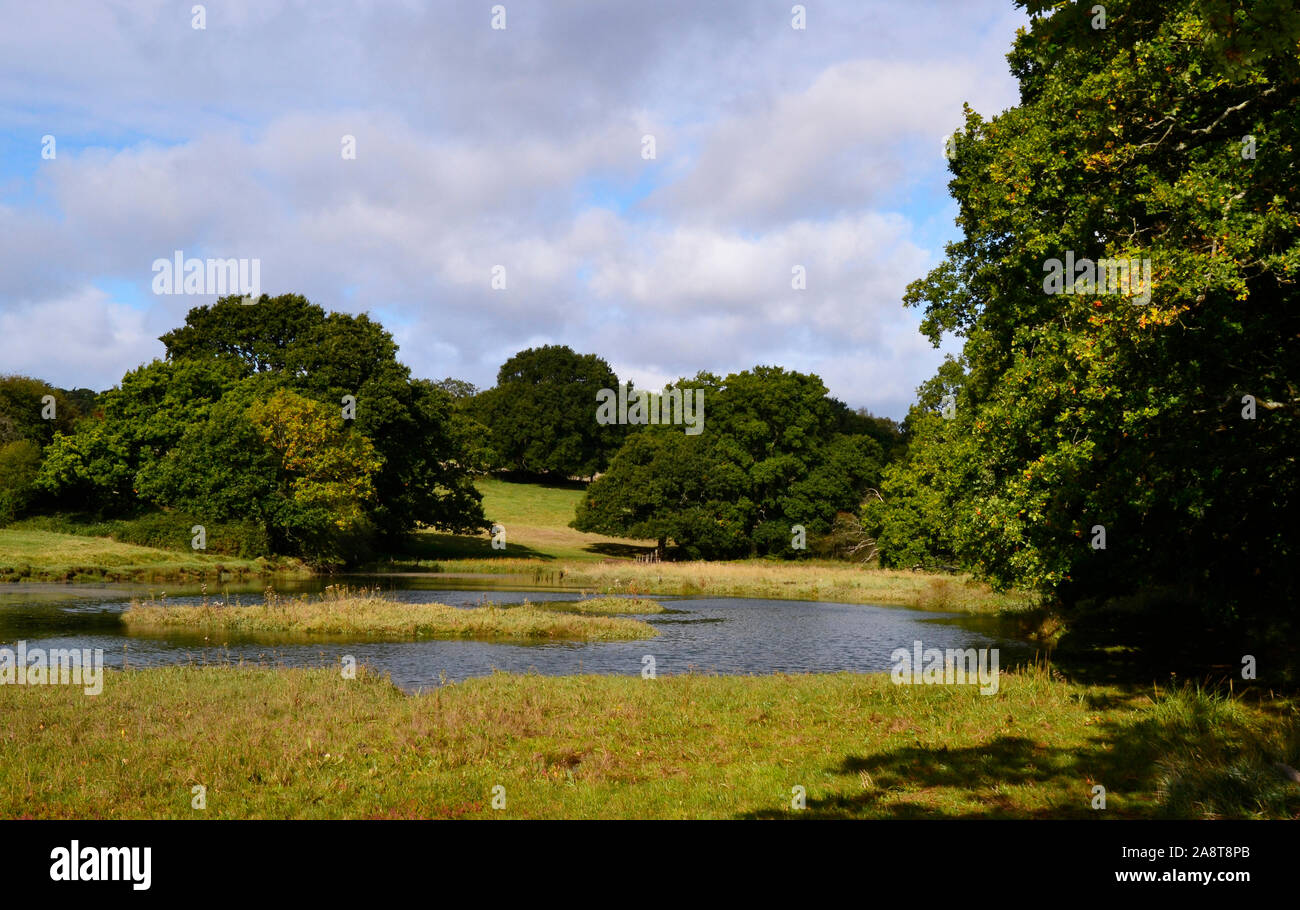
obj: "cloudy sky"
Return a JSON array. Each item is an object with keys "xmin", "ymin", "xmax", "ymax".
[{"xmin": 0, "ymin": 0, "xmax": 1027, "ymax": 420}]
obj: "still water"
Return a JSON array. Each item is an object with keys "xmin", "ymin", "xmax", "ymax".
[{"xmin": 0, "ymin": 575, "xmax": 1029, "ymax": 691}]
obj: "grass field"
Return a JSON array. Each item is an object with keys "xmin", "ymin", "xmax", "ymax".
[
  {"xmin": 0, "ymin": 528, "xmax": 301, "ymax": 583},
  {"xmin": 403, "ymin": 475, "xmax": 657, "ymax": 562},
  {"xmin": 432, "ymin": 559, "xmax": 1036, "ymax": 613},
  {"xmin": 122, "ymin": 588, "xmax": 659, "ymax": 641},
  {"xmin": 2, "ymin": 665, "xmax": 1295, "ymax": 819}
]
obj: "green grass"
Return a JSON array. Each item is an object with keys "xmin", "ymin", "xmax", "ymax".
[
  {"xmin": 121, "ymin": 588, "xmax": 659, "ymax": 641},
  {"xmin": 2, "ymin": 665, "xmax": 1294, "ymax": 819},
  {"xmin": 0, "ymin": 528, "xmax": 302, "ymax": 583},
  {"xmin": 553, "ymin": 596, "xmax": 665, "ymax": 615},
  {"xmin": 386, "ymin": 475, "xmax": 658, "ymax": 564},
  {"xmin": 398, "ymin": 557, "xmax": 1033, "ymax": 613}
]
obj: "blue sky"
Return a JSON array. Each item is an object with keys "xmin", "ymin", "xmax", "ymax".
[{"xmin": 0, "ymin": 0, "xmax": 1028, "ymax": 419}]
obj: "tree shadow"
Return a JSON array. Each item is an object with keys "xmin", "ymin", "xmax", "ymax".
[
  {"xmin": 386, "ymin": 532, "xmax": 556, "ymax": 563},
  {"xmin": 581, "ymin": 542, "xmax": 658, "ymax": 558},
  {"xmin": 733, "ymin": 702, "xmax": 1213, "ymax": 819}
]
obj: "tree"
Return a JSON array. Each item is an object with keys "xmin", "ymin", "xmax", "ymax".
[
  {"xmin": 158, "ymin": 293, "xmax": 325, "ymax": 374},
  {"xmin": 247, "ymin": 388, "xmax": 383, "ymax": 533},
  {"xmin": 574, "ymin": 367, "xmax": 885, "ymax": 558},
  {"xmin": 0, "ymin": 375, "xmax": 80, "ymax": 447},
  {"xmin": 33, "ymin": 295, "xmax": 486, "ymax": 559},
  {"xmin": 474, "ymin": 345, "xmax": 625, "ymax": 478},
  {"xmin": 892, "ymin": 0, "xmax": 1299, "ymax": 636},
  {"xmin": 0, "ymin": 440, "xmax": 42, "ymax": 524},
  {"xmin": 34, "ymin": 358, "xmax": 243, "ymax": 511},
  {"xmin": 572, "ymin": 426, "xmax": 749, "ymax": 556},
  {"xmin": 158, "ymin": 294, "xmax": 487, "ymax": 540}
]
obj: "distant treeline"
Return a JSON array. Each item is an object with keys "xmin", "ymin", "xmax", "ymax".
[{"xmin": 0, "ymin": 296, "xmax": 905, "ymax": 566}]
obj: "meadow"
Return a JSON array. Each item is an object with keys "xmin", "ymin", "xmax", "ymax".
[{"xmin": 1, "ymin": 664, "xmax": 1294, "ymax": 819}]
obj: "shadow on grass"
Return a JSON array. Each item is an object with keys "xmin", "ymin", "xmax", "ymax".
[
  {"xmin": 385, "ymin": 533, "xmax": 556, "ymax": 563},
  {"xmin": 737, "ymin": 730, "xmax": 1126, "ymax": 819},
  {"xmin": 736, "ymin": 688, "xmax": 1297, "ymax": 819},
  {"xmin": 489, "ymin": 470, "xmax": 589, "ymax": 491},
  {"xmin": 582, "ymin": 542, "xmax": 658, "ymax": 559}
]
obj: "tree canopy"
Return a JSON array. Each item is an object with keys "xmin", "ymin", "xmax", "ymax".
[
  {"xmin": 573, "ymin": 367, "xmax": 885, "ymax": 557},
  {"xmin": 873, "ymin": 0, "xmax": 1299, "ymax": 638},
  {"xmin": 32, "ymin": 295, "xmax": 486, "ymax": 563},
  {"xmin": 473, "ymin": 345, "xmax": 627, "ymax": 478}
]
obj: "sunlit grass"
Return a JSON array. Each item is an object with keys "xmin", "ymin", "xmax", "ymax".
[
  {"xmin": 549, "ymin": 596, "xmax": 665, "ymax": 614},
  {"xmin": 0, "ymin": 528, "xmax": 298, "ymax": 583},
  {"xmin": 2, "ymin": 665, "xmax": 1293, "ymax": 819},
  {"xmin": 417, "ymin": 558, "xmax": 1033, "ymax": 613}
]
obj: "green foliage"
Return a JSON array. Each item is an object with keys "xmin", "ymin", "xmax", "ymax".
[
  {"xmin": 31, "ymin": 294, "xmax": 486, "ymax": 563},
  {"xmin": 135, "ymin": 396, "xmax": 281, "ymax": 524},
  {"xmin": 35, "ymin": 359, "xmax": 244, "ymax": 512},
  {"xmin": 11, "ymin": 511, "xmax": 270, "ymax": 558},
  {"xmin": 474, "ymin": 345, "xmax": 626, "ymax": 478},
  {"xmin": 889, "ymin": 0, "xmax": 1300, "ymax": 636},
  {"xmin": 158, "ymin": 295, "xmax": 487, "ymax": 539},
  {"xmin": 0, "ymin": 375, "xmax": 80, "ymax": 447},
  {"xmin": 159, "ymin": 293, "xmax": 326, "ymax": 374},
  {"xmin": 0, "ymin": 440, "xmax": 42, "ymax": 525},
  {"xmin": 573, "ymin": 367, "xmax": 885, "ymax": 558}
]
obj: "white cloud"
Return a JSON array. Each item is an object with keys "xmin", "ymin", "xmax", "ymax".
[
  {"xmin": 0, "ymin": 287, "xmax": 160, "ymax": 390},
  {"xmin": 0, "ymin": 0, "xmax": 1028, "ymax": 418}
]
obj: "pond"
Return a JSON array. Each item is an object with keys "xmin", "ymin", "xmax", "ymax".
[{"xmin": 0, "ymin": 575, "xmax": 1033, "ymax": 691}]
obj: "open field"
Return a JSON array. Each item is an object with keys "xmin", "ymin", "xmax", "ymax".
[
  {"xmin": 404, "ymin": 476, "xmax": 657, "ymax": 562},
  {"xmin": 390, "ymin": 477, "xmax": 1039, "ymax": 613},
  {"xmin": 0, "ymin": 528, "xmax": 303, "ymax": 583},
  {"xmin": 122, "ymin": 589, "xmax": 659, "ymax": 641},
  {"xmin": 1, "ymin": 665, "xmax": 1295, "ymax": 819}
]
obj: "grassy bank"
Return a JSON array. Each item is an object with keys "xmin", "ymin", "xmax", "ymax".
[
  {"xmin": 409, "ymin": 557, "xmax": 1034, "ymax": 613},
  {"xmin": 0, "ymin": 528, "xmax": 304, "ymax": 583},
  {"xmin": 1, "ymin": 665, "xmax": 1294, "ymax": 819},
  {"xmin": 121, "ymin": 589, "xmax": 659, "ymax": 641}
]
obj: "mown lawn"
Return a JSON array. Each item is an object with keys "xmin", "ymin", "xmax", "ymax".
[{"xmin": 2, "ymin": 665, "xmax": 1295, "ymax": 819}]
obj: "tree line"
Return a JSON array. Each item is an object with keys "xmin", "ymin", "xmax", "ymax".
[{"xmin": 0, "ymin": 298, "xmax": 903, "ymax": 565}]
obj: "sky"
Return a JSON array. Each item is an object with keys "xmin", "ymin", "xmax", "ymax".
[{"xmin": 0, "ymin": 0, "xmax": 1028, "ymax": 420}]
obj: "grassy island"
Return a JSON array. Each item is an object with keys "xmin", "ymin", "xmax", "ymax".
[{"xmin": 121, "ymin": 588, "xmax": 659, "ymax": 641}]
